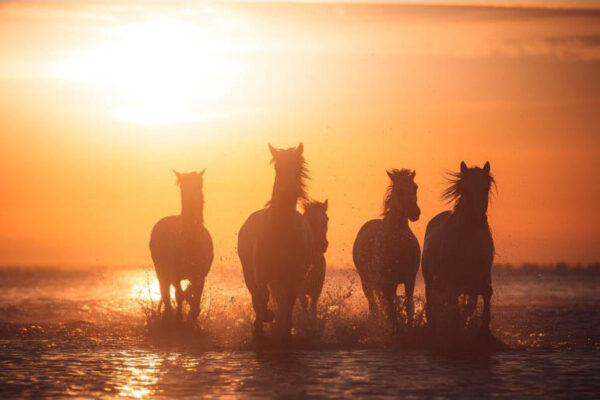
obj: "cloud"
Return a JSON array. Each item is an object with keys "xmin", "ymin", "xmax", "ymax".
[{"xmin": 502, "ymin": 35, "xmax": 600, "ymax": 61}]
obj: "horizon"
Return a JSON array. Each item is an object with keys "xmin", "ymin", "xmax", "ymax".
[{"xmin": 1, "ymin": 1, "xmax": 600, "ymax": 267}]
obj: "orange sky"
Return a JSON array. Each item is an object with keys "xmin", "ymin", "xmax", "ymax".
[{"xmin": 1, "ymin": 1, "xmax": 600, "ymax": 267}]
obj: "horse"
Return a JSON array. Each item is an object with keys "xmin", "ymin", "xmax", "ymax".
[
  {"xmin": 149, "ymin": 169, "xmax": 213, "ymax": 324},
  {"xmin": 237, "ymin": 143, "xmax": 314, "ymax": 345},
  {"xmin": 301, "ymin": 199, "xmax": 329, "ymax": 316},
  {"xmin": 352, "ymin": 169, "xmax": 421, "ymax": 331},
  {"xmin": 421, "ymin": 161, "xmax": 495, "ymax": 338}
]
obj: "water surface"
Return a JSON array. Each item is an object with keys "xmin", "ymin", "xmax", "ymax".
[{"xmin": 0, "ymin": 266, "xmax": 598, "ymax": 399}]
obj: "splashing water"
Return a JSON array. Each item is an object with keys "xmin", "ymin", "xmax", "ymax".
[{"xmin": 0, "ymin": 266, "xmax": 599, "ymax": 399}]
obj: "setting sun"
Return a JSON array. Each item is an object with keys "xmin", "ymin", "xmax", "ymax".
[{"xmin": 54, "ymin": 17, "xmax": 241, "ymax": 125}]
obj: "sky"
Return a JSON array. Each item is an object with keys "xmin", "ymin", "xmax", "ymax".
[{"xmin": 1, "ymin": 1, "xmax": 600, "ymax": 267}]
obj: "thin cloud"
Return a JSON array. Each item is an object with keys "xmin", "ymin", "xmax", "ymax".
[{"xmin": 112, "ymin": 107, "xmax": 262, "ymax": 125}]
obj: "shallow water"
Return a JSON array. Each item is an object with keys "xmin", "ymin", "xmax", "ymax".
[{"xmin": 0, "ymin": 266, "xmax": 598, "ymax": 399}]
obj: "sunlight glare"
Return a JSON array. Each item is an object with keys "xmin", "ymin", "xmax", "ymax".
[
  {"xmin": 130, "ymin": 278, "xmax": 162, "ymax": 302},
  {"xmin": 54, "ymin": 17, "xmax": 241, "ymax": 125}
]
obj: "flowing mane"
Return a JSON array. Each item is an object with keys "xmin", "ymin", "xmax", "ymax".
[
  {"xmin": 266, "ymin": 148, "xmax": 310, "ymax": 207},
  {"xmin": 441, "ymin": 167, "xmax": 496, "ymax": 207},
  {"xmin": 273, "ymin": 153, "xmax": 310, "ymax": 204},
  {"xmin": 382, "ymin": 168, "xmax": 414, "ymax": 217}
]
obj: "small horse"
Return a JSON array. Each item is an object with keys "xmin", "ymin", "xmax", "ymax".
[
  {"xmin": 238, "ymin": 143, "xmax": 314, "ymax": 344},
  {"xmin": 149, "ymin": 169, "xmax": 213, "ymax": 324},
  {"xmin": 353, "ymin": 169, "xmax": 421, "ymax": 330},
  {"xmin": 422, "ymin": 161, "xmax": 495, "ymax": 337},
  {"xmin": 301, "ymin": 199, "xmax": 329, "ymax": 316}
]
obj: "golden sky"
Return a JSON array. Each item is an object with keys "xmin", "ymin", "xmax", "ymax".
[{"xmin": 1, "ymin": 1, "xmax": 600, "ymax": 267}]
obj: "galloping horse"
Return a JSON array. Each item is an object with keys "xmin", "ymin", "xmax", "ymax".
[
  {"xmin": 238, "ymin": 143, "xmax": 314, "ymax": 344},
  {"xmin": 353, "ymin": 169, "xmax": 421, "ymax": 330},
  {"xmin": 301, "ymin": 199, "xmax": 329, "ymax": 316},
  {"xmin": 149, "ymin": 170, "xmax": 213, "ymax": 324},
  {"xmin": 422, "ymin": 161, "xmax": 495, "ymax": 337}
]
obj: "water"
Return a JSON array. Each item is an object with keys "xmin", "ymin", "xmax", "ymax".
[{"xmin": 0, "ymin": 266, "xmax": 599, "ymax": 399}]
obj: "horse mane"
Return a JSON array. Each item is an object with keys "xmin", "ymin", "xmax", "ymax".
[
  {"xmin": 174, "ymin": 171, "xmax": 205, "ymax": 225},
  {"xmin": 382, "ymin": 168, "xmax": 413, "ymax": 217},
  {"xmin": 266, "ymin": 153, "xmax": 310, "ymax": 207},
  {"xmin": 441, "ymin": 168, "xmax": 496, "ymax": 206}
]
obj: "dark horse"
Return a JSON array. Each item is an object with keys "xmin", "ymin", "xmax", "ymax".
[
  {"xmin": 149, "ymin": 170, "xmax": 213, "ymax": 324},
  {"xmin": 301, "ymin": 199, "xmax": 329, "ymax": 316},
  {"xmin": 353, "ymin": 169, "xmax": 421, "ymax": 330},
  {"xmin": 422, "ymin": 161, "xmax": 495, "ymax": 337},
  {"xmin": 238, "ymin": 143, "xmax": 314, "ymax": 344}
]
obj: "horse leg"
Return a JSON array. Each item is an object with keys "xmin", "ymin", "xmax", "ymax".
[
  {"xmin": 404, "ymin": 278, "xmax": 415, "ymax": 327},
  {"xmin": 382, "ymin": 285, "xmax": 398, "ymax": 334},
  {"xmin": 298, "ymin": 291, "xmax": 309, "ymax": 313},
  {"xmin": 425, "ymin": 281, "xmax": 435, "ymax": 328},
  {"xmin": 159, "ymin": 278, "xmax": 173, "ymax": 315},
  {"xmin": 241, "ymin": 259, "xmax": 260, "ymax": 321},
  {"xmin": 480, "ymin": 286, "xmax": 492, "ymax": 339},
  {"xmin": 448, "ymin": 290, "xmax": 461, "ymax": 334},
  {"xmin": 188, "ymin": 277, "xmax": 205, "ymax": 325},
  {"xmin": 463, "ymin": 295, "xmax": 478, "ymax": 324},
  {"xmin": 174, "ymin": 281, "xmax": 184, "ymax": 321},
  {"xmin": 275, "ymin": 286, "xmax": 295, "ymax": 347},
  {"xmin": 361, "ymin": 280, "xmax": 378, "ymax": 319},
  {"xmin": 309, "ymin": 293, "xmax": 318, "ymax": 317},
  {"xmin": 252, "ymin": 280, "xmax": 272, "ymax": 339},
  {"xmin": 310, "ymin": 256, "xmax": 326, "ymax": 317}
]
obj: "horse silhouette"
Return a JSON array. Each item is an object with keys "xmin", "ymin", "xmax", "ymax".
[
  {"xmin": 149, "ymin": 170, "xmax": 213, "ymax": 324},
  {"xmin": 353, "ymin": 169, "xmax": 421, "ymax": 331},
  {"xmin": 238, "ymin": 143, "xmax": 314, "ymax": 345},
  {"xmin": 300, "ymin": 199, "xmax": 329, "ymax": 316},
  {"xmin": 422, "ymin": 161, "xmax": 495, "ymax": 338}
]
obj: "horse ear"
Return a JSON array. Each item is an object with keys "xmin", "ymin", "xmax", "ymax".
[
  {"xmin": 411, "ymin": 170, "xmax": 416, "ymax": 179},
  {"xmin": 295, "ymin": 142, "xmax": 304, "ymax": 155},
  {"xmin": 268, "ymin": 143, "xmax": 277, "ymax": 158},
  {"xmin": 172, "ymin": 169, "xmax": 182, "ymax": 181},
  {"xmin": 200, "ymin": 168, "xmax": 206, "ymax": 176},
  {"xmin": 323, "ymin": 199, "xmax": 328, "ymax": 210},
  {"xmin": 483, "ymin": 161, "xmax": 490, "ymax": 173},
  {"xmin": 386, "ymin": 170, "xmax": 394, "ymax": 180},
  {"xmin": 460, "ymin": 161, "xmax": 468, "ymax": 174}
]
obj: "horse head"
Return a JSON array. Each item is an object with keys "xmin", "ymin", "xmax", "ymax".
[
  {"xmin": 384, "ymin": 169, "xmax": 420, "ymax": 222},
  {"xmin": 303, "ymin": 199, "xmax": 329, "ymax": 253},
  {"xmin": 444, "ymin": 161, "xmax": 494, "ymax": 225},
  {"xmin": 268, "ymin": 142, "xmax": 309, "ymax": 206},
  {"xmin": 173, "ymin": 169, "xmax": 205, "ymax": 222}
]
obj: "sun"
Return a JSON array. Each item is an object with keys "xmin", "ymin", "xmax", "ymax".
[{"xmin": 54, "ymin": 17, "xmax": 240, "ymax": 125}]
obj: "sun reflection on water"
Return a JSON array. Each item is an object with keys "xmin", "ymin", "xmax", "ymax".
[
  {"xmin": 129, "ymin": 275, "xmax": 193, "ymax": 305},
  {"xmin": 114, "ymin": 355, "xmax": 161, "ymax": 399}
]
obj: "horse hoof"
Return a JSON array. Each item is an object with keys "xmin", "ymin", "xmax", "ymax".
[{"xmin": 263, "ymin": 309, "xmax": 275, "ymax": 323}]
